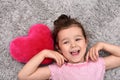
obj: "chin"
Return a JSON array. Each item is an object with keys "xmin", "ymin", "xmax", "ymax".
[{"xmin": 70, "ymin": 58, "xmax": 84, "ymax": 63}]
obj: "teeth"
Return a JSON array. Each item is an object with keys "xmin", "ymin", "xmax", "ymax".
[
  {"xmin": 71, "ymin": 50, "xmax": 79, "ymax": 53},
  {"xmin": 70, "ymin": 50, "xmax": 80, "ymax": 55},
  {"xmin": 73, "ymin": 50, "xmax": 78, "ymax": 52}
]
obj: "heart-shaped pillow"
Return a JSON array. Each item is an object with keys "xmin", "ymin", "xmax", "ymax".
[{"xmin": 10, "ymin": 24, "xmax": 54, "ymax": 65}]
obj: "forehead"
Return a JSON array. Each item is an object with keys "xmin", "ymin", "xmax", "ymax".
[{"xmin": 58, "ymin": 25, "xmax": 83, "ymax": 40}]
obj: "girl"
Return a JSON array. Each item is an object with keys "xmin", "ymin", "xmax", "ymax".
[{"xmin": 18, "ymin": 14, "xmax": 120, "ymax": 80}]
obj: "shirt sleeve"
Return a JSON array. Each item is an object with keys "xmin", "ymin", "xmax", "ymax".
[
  {"xmin": 95, "ymin": 57, "xmax": 105, "ymax": 80},
  {"xmin": 48, "ymin": 63, "xmax": 60, "ymax": 80},
  {"xmin": 97, "ymin": 57, "xmax": 105, "ymax": 69}
]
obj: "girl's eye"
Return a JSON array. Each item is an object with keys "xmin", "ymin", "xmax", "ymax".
[
  {"xmin": 63, "ymin": 41, "xmax": 69, "ymax": 44},
  {"xmin": 75, "ymin": 38, "xmax": 81, "ymax": 41}
]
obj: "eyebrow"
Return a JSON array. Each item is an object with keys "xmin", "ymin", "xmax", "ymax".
[
  {"xmin": 75, "ymin": 35, "xmax": 83, "ymax": 37},
  {"xmin": 61, "ymin": 38, "xmax": 69, "ymax": 42}
]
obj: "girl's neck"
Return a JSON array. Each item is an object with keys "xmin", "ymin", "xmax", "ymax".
[{"xmin": 67, "ymin": 58, "xmax": 85, "ymax": 64}]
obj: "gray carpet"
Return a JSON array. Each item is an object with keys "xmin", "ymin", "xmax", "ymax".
[{"xmin": 0, "ymin": 0, "xmax": 120, "ymax": 80}]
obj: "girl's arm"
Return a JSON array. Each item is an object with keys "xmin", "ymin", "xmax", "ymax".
[
  {"xmin": 86, "ymin": 42, "xmax": 120, "ymax": 70},
  {"xmin": 18, "ymin": 49, "xmax": 66, "ymax": 80}
]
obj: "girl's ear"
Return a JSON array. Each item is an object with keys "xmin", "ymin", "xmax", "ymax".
[
  {"xmin": 85, "ymin": 38, "xmax": 88, "ymax": 47},
  {"xmin": 55, "ymin": 45, "xmax": 58, "ymax": 50},
  {"xmin": 86, "ymin": 38, "xmax": 88, "ymax": 44},
  {"xmin": 55, "ymin": 45, "xmax": 62, "ymax": 53}
]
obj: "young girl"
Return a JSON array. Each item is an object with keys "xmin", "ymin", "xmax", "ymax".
[{"xmin": 18, "ymin": 14, "xmax": 120, "ymax": 80}]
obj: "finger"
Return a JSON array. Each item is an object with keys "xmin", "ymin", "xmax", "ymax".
[
  {"xmin": 57, "ymin": 55, "xmax": 63, "ymax": 66},
  {"xmin": 89, "ymin": 48, "xmax": 93, "ymax": 61},
  {"xmin": 60, "ymin": 54, "xmax": 67, "ymax": 65},
  {"xmin": 58, "ymin": 55, "xmax": 64, "ymax": 66},
  {"xmin": 63, "ymin": 56, "xmax": 68, "ymax": 62},
  {"xmin": 56, "ymin": 54, "xmax": 64, "ymax": 66},
  {"xmin": 61, "ymin": 56, "xmax": 65, "ymax": 65},
  {"xmin": 95, "ymin": 49, "xmax": 99, "ymax": 59},
  {"xmin": 90, "ymin": 48, "xmax": 95, "ymax": 61},
  {"xmin": 53, "ymin": 53, "xmax": 61, "ymax": 66},
  {"xmin": 86, "ymin": 51, "xmax": 89, "ymax": 62},
  {"xmin": 92, "ymin": 48, "xmax": 97, "ymax": 61},
  {"xmin": 54, "ymin": 57, "xmax": 60, "ymax": 66}
]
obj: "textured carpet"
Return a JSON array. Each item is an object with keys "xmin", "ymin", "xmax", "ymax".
[{"xmin": 0, "ymin": 0, "xmax": 120, "ymax": 80}]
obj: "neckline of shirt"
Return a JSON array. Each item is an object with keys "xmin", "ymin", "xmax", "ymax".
[{"xmin": 65, "ymin": 61, "xmax": 88, "ymax": 67}]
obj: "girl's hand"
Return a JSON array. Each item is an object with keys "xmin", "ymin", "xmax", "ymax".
[
  {"xmin": 86, "ymin": 42, "xmax": 104, "ymax": 62},
  {"xmin": 42, "ymin": 50, "xmax": 67, "ymax": 67}
]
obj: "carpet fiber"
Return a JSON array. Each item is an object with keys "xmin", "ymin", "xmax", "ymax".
[{"xmin": 0, "ymin": 0, "xmax": 120, "ymax": 80}]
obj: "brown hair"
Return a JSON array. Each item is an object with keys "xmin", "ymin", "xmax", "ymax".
[{"xmin": 52, "ymin": 14, "xmax": 87, "ymax": 48}]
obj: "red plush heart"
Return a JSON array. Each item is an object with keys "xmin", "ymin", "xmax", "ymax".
[{"xmin": 10, "ymin": 24, "xmax": 54, "ymax": 65}]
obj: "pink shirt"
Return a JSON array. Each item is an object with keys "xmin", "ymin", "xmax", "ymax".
[{"xmin": 48, "ymin": 58, "xmax": 105, "ymax": 80}]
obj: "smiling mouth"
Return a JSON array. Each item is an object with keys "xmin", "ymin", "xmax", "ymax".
[{"xmin": 70, "ymin": 50, "xmax": 80, "ymax": 56}]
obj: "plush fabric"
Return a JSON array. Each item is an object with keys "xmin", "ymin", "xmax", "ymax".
[{"xmin": 10, "ymin": 24, "xmax": 54, "ymax": 65}]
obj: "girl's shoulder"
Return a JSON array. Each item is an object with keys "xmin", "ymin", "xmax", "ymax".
[
  {"xmin": 48, "ymin": 57, "xmax": 105, "ymax": 68},
  {"xmin": 88, "ymin": 57, "xmax": 105, "ymax": 66},
  {"xmin": 87, "ymin": 57, "xmax": 105, "ymax": 72}
]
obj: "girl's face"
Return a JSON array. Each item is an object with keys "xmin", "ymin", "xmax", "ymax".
[{"xmin": 57, "ymin": 24, "xmax": 87, "ymax": 63}]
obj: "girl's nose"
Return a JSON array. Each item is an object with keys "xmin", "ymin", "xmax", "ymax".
[{"xmin": 71, "ymin": 42, "xmax": 76, "ymax": 48}]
